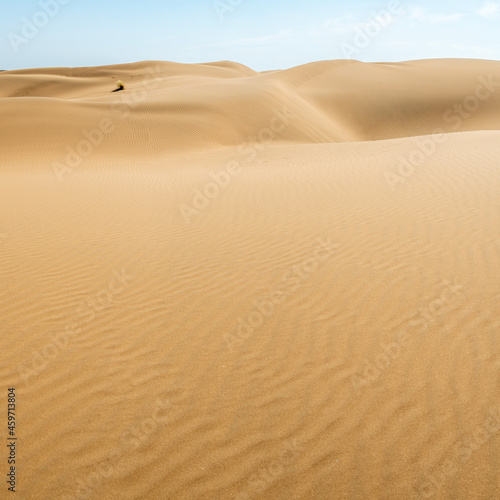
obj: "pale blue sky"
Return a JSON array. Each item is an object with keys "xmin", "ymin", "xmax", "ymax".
[{"xmin": 1, "ymin": 0, "xmax": 499, "ymax": 71}]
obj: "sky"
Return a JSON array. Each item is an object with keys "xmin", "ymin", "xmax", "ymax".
[{"xmin": 1, "ymin": 0, "xmax": 499, "ymax": 71}]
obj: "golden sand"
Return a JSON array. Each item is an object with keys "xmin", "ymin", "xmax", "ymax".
[{"xmin": 1, "ymin": 59, "xmax": 500, "ymax": 499}]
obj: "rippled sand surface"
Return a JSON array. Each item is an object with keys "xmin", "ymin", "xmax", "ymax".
[{"xmin": 1, "ymin": 58, "xmax": 500, "ymax": 499}]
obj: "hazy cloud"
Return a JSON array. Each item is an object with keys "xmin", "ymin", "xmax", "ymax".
[
  {"xmin": 192, "ymin": 30, "xmax": 292, "ymax": 49},
  {"xmin": 477, "ymin": 1, "xmax": 500, "ymax": 18},
  {"xmin": 408, "ymin": 6, "xmax": 463, "ymax": 23}
]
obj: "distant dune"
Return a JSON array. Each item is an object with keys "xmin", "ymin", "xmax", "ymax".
[
  {"xmin": 1, "ymin": 58, "xmax": 500, "ymax": 163},
  {"xmin": 1, "ymin": 59, "xmax": 500, "ymax": 500}
]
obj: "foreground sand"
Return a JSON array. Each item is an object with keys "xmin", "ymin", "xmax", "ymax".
[{"xmin": 1, "ymin": 59, "xmax": 500, "ymax": 500}]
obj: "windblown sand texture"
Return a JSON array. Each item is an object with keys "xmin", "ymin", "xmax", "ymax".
[{"xmin": 1, "ymin": 58, "xmax": 500, "ymax": 500}]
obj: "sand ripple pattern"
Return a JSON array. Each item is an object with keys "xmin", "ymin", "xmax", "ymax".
[{"xmin": 1, "ymin": 59, "xmax": 500, "ymax": 500}]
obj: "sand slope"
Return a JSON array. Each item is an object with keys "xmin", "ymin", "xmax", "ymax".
[{"xmin": 1, "ymin": 59, "xmax": 500, "ymax": 500}]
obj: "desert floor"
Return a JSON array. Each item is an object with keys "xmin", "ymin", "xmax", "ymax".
[{"xmin": 1, "ymin": 58, "xmax": 500, "ymax": 499}]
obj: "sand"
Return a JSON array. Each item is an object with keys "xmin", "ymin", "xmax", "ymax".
[{"xmin": 1, "ymin": 58, "xmax": 500, "ymax": 500}]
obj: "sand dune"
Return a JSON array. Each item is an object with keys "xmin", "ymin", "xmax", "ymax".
[
  {"xmin": 1, "ymin": 59, "xmax": 500, "ymax": 499},
  {"xmin": 1, "ymin": 58, "xmax": 500, "ymax": 164}
]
